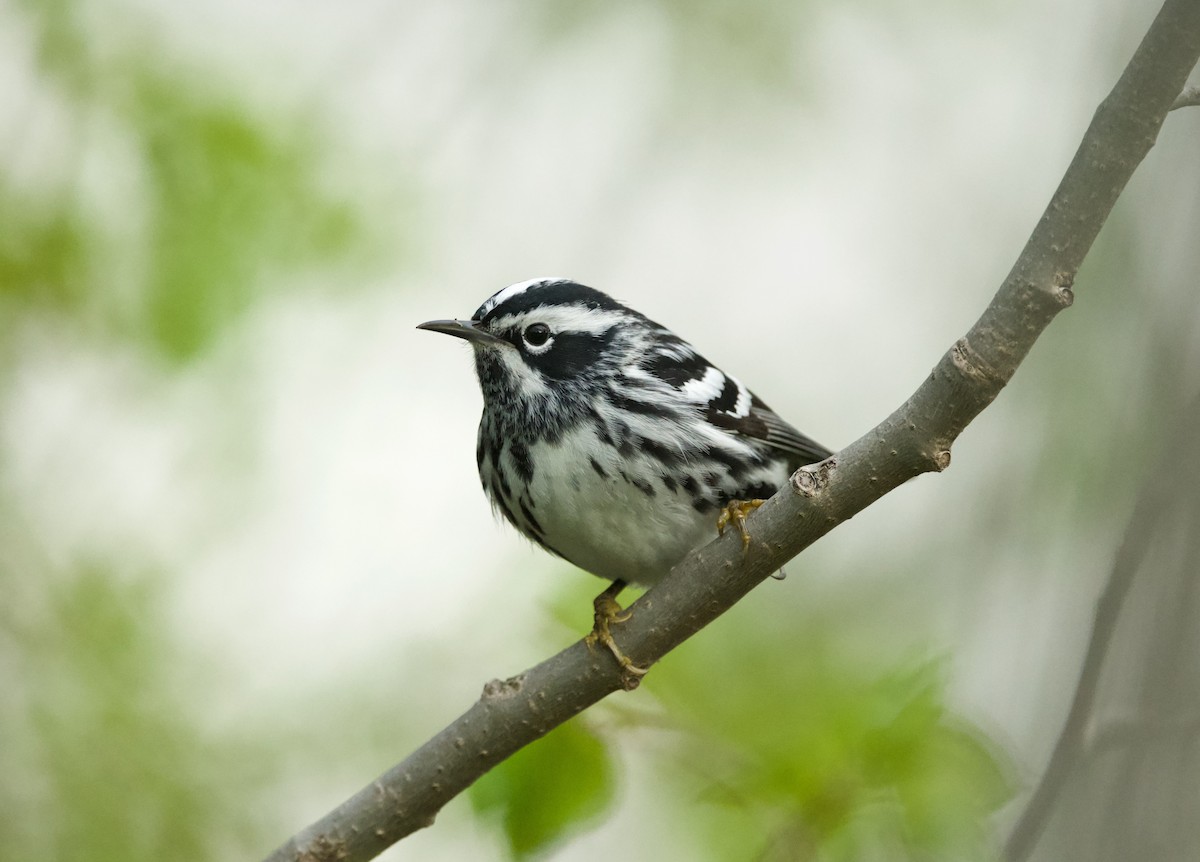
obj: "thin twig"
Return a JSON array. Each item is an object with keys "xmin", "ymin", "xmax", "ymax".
[
  {"xmin": 1170, "ymin": 84, "xmax": 1200, "ymax": 109},
  {"xmin": 265, "ymin": 2, "xmax": 1200, "ymax": 860},
  {"xmin": 1002, "ymin": 393, "xmax": 1200, "ymax": 862}
]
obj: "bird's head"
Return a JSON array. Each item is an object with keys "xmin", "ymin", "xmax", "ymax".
[{"xmin": 418, "ymin": 278, "xmax": 647, "ymax": 402}]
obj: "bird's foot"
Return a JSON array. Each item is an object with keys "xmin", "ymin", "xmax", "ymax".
[
  {"xmin": 585, "ymin": 582, "xmax": 648, "ymax": 682},
  {"xmin": 716, "ymin": 499, "xmax": 766, "ymax": 550}
]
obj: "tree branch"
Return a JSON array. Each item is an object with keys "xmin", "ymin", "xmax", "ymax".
[
  {"xmin": 265, "ymin": 2, "xmax": 1200, "ymax": 860},
  {"xmin": 1002, "ymin": 392, "xmax": 1200, "ymax": 862}
]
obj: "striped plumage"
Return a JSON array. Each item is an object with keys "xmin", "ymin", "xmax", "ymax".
[{"xmin": 420, "ymin": 278, "xmax": 831, "ymax": 588}]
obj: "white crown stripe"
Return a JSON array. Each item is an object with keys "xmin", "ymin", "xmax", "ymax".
[{"xmin": 477, "ymin": 277, "xmax": 572, "ymax": 318}]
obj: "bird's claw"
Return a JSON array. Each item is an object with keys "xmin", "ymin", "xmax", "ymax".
[
  {"xmin": 716, "ymin": 499, "xmax": 766, "ymax": 550},
  {"xmin": 586, "ymin": 589, "xmax": 648, "ymax": 682}
]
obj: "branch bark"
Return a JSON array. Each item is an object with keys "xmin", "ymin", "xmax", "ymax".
[{"xmin": 265, "ymin": 3, "xmax": 1200, "ymax": 860}]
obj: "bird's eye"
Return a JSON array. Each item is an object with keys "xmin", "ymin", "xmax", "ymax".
[{"xmin": 523, "ymin": 323, "xmax": 552, "ymax": 347}]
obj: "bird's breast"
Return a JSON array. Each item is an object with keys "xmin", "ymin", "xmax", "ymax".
[{"xmin": 517, "ymin": 426, "xmax": 713, "ymax": 584}]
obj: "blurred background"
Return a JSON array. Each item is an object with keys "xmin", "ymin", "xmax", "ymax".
[{"xmin": 2, "ymin": 0, "xmax": 1198, "ymax": 860}]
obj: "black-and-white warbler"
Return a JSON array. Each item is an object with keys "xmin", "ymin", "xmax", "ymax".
[{"xmin": 419, "ymin": 278, "xmax": 831, "ymax": 673}]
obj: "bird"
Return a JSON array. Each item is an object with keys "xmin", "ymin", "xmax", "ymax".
[{"xmin": 418, "ymin": 278, "xmax": 831, "ymax": 675}]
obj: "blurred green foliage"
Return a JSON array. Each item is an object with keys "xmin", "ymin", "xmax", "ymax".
[
  {"xmin": 0, "ymin": 558, "xmax": 269, "ymax": 860},
  {"xmin": 469, "ymin": 718, "xmax": 616, "ymax": 859},
  {"xmin": 2, "ymin": 0, "xmax": 382, "ymax": 363},
  {"xmin": 130, "ymin": 74, "xmax": 366, "ymax": 360},
  {"xmin": 649, "ymin": 612, "xmax": 1011, "ymax": 861},
  {"xmin": 0, "ymin": 191, "xmax": 90, "ymax": 312},
  {"xmin": 528, "ymin": 0, "xmax": 815, "ymax": 98},
  {"xmin": 1, "ymin": 0, "xmax": 388, "ymax": 858}
]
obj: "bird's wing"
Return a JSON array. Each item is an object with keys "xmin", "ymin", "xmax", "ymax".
[
  {"xmin": 641, "ymin": 334, "xmax": 832, "ymax": 466},
  {"xmin": 722, "ymin": 393, "xmax": 833, "ymax": 465}
]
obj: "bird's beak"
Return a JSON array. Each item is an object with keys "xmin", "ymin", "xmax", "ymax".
[{"xmin": 416, "ymin": 318, "xmax": 507, "ymax": 346}]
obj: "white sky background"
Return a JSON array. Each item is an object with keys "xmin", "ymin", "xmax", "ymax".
[{"xmin": 3, "ymin": 0, "xmax": 1198, "ymax": 858}]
